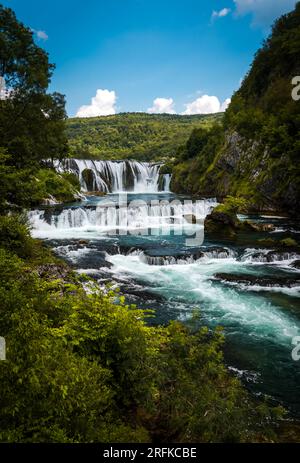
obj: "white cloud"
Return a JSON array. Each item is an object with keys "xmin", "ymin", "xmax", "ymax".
[
  {"xmin": 35, "ymin": 30, "xmax": 48, "ymax": 41},
  {"xmin": 182, "ymin": 95, "xmax": 230, "ymax": 115},
  {"xmin": 211, "ymin": 7, "xmax": 231, "ymax": 20},
  {"xmin": 233, "ymin": 0, "xmax": 296, "ymax": 27},
  {"xmin": 76, "ymin": 89, "xmax": 117, "ymax": 117},
  {"xmin": 220, "ymin": 98, "xmax": 231, "ymax": 112},
  {"xmin": 147, "ymin": 97, "xmax": 176, "ymax": 114}
]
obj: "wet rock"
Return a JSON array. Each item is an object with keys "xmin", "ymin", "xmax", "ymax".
[
  {"xmin": 85, "ymin": 191, "xmax": 106, "ymax": 197},
  {"xmin": 158, "ymin": 174, "xmax": 165, "ymax": 192},
  {"xmin": 123, "ymin": 161, "xmax": 135, "ymax": 190},
  {"xmin": 213, "ymin": 272, "xmax": 300, "ymax": 288},
  {"xmin": 205, "ymin": 211, "xmax": 239, "ymax": 238},
  {"xmin": 78, "ymin": 240, "xmax": 89, "ymax": 246},
  {"xmin": 244, "ymin": 222, "xmax": 276, "ymax": 232},
  {"xmin": 184, "ymin": 214, "xmax": 197, "ymax": 224},
  {"xmin": 292, "ymin": 260, "xmax": 300, "ymax": 270},
  {"xmin": 82, "ymin": 169, "xmax": 96, "ymax": 191},
  {"xmin": 41, "ymin": 195, "xmax": 59, "ymax": 206}
]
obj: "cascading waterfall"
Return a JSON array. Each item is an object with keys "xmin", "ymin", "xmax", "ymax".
[
  {"xmin": 53, "ymin": 158, "xmax": 170, "ymax": 193},
  {"xmin": 28, "ymin": 198, "xmax": 216, "ymax": 235}
]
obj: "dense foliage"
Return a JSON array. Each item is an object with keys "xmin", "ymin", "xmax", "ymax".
[
  {"xmin": 0, "ymin": 5, "xmax": 78, "ymax": 207},
  {"xmin": 171, "ymin": 123, "xmax": 224, "ymax": 194},
  {"xmin": 67, "ymin": 113, "xmax": 222, "ymax": 161},
  {"xmin": 171, "ymin": 3, "xmax": 300, "ymax": 214},
  {"xmin": 224, "ymin": 2, "xmax": 300, "ymax": 161}
]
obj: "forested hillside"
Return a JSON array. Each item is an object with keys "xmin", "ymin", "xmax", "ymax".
[
  {"xmin": 171, "ymin": 3, "xmax": 300, "ymax": 215},
  {"xmin": 67, "ymin": 112, "xmax": 222, "ymax": 161}
]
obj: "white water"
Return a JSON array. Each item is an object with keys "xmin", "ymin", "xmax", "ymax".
[
  {"xmin": 105, "ymin": 252, "xmax": 300, "ymax": 344},
  {"xmin": 29, "ymin": 198, "xmax": 216, "ymax": 239},
  {"xmin": 54, "ymin": 158, "xmax": 169, "ymax": 193}
]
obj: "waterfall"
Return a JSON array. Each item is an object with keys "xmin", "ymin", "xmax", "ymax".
[
  {"xmin": 163, "ymin": 174, "xmax": 171, "ymax": 192},
  {"xmin": 53, "ymin": 158, "xmax": 169, "ymax": 193},
  {"xmin": 28, "ymin": 198, "xmax": 216, "ymax": 236}
]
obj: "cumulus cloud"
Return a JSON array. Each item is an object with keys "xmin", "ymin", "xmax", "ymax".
[
  {"xmin": 233, "ymin": 0, "xmax": 296, "ymax": 27},
  {"xmin": 147, "ymin": 97, "xmax": 176, "ymax": 114},
  {"xmin": 76, "ymin": 89, "xmax": 117, "ymax": 117},
  {"xmin": 182, "ymin": 95, "xmax": 230, "ymax": 115},
  {"xmin": 220, "ymin": 98, "xmax": 231, "ymax": 112},
  {"xmin": 211, "ymin": 7, "xmax": 231, "ymax": 20}
]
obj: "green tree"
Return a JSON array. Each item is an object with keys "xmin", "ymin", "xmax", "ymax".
[{"xmin": 0, "ymin": 4, "xmax": 68, "ymax": 167}]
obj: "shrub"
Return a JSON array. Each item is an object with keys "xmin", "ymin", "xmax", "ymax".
[
  {"xmin": 214, "ymin": 196, "xmax": 249, "ymax": 215},
  {"xmin": 0, "ymin": 215, "xmax": 35, "ymax": 258}
]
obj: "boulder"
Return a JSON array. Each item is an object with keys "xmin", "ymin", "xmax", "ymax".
[
  {"xmin": 214, "ymin": 272, "xmax": 300, "ymax": 288},
  {"xmin": 204, "ymin": 211, "xmax": 239, "ymax": 238}
]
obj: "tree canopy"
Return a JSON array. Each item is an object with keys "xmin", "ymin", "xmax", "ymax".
[{"xmin": 0, "ymin": 4, "xmax": 67, "ymax": 168}]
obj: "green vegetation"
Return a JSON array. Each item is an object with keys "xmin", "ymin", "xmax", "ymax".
[
  {"xmin": 171, "ymin": 3, "xmax": 300, "ymax": 215},
  {"xmin": 171, "ymin": 123, "xmax": 224, "ymax": 194},
  {"xmin": 67, "ymin": 112, "xmax": 222, "ymax": 161},
  {"xmin": 0, "ymin": 150, "xmax": 80, "ymax": 211},
  {"xmin": 214, "ymin": 196, "xmax": 249, "ymax": 216},
  {"xmin": 280, "ymin": 238, "xmax": 298, "ymax": 248},
  {"xmin": 0, "ymin": 5, "xmax": 79, "ymax": 209},
  {"xmin": 0, "ymin": 217, "xmax": 284, "ymax": 442}
]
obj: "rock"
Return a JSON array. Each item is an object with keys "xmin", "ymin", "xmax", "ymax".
[
  {"xmin": 82, "ymin": 168, "xmax": 96, "ymax": 191},
  {"xmin": 244, "ymin": 222, "xmax": 276, "ymax": 232},
  {"xmin": 184, "ymin": 214, "xmax": 197, "ymax": 224},
  {"xmin": 280, "ymin": 238, "xmax": 298, "ymax": 248},
  {"xmin": 158, "ymin": 174, "xmax": 165, "ymax": 192},
  {"xmin": 78, "ymin": 240, "xmax": 89, "ymax": 246},
  {"xmin": 214, "ymin": 273, "xmax": 300, "ymax": 288},
  {"xmin": 204, "ymin": 211, "xmax": 239, "ymax": 238},
  {"xmin": 123, "ymin": 160, "xmax": 135, "ymax": 190},
  {"xmin": 36, "ymin": 263, "xmax": 71, "ymax": 281},
  {"xmin": 85, "ymin": 191, "xmax": 106, "ymax": 196},
  {"xmin": 41, "ymin": 195, "xmax": 59, "ymax": 205},
  {"xmin": 292, "ymin": 260, "xmax": 300, "ymax": 270}
]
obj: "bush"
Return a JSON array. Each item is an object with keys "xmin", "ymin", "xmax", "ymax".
[
  {"xmin": 214, "ymin": 196, "xmax": 249, "ymax": 215},
  {"xmin": 280, "ymin": 238, "xmax": 298, "ymax": 248},
  {"xmin": 0, "ymin": 215, "xmax": 35, "ymax": 258}
]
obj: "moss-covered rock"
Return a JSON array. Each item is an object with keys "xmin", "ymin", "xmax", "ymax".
[
  {"xmin": 82, "ymin": 168, "xmax": 96, "ymax": 191},
  {"xmin": 205, "ymin": 210, "xmax": 240, "ymax": 238},
  {"xmin": 280, "ymin": 238, "xmax": 298, "ymax": 248}
]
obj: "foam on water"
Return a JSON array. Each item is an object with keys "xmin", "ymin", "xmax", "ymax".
[
  {"xmin": 28, "ymin": 199, "xmax": 215, "ymax": 240},
  {"xmin": 105, "ymin": 252, "xmax": 300, "ymax": 345}
]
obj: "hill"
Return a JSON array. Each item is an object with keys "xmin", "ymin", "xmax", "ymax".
[
  {"xmin": 66, "ymin": 112, "xmax": 222, "ymax": 161},
  {"xmin": 171, "ymin": 3, "xmax": 300, "ymax": 215}
]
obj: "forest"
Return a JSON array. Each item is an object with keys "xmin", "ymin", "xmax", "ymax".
[{"xmin": 67, "ymin": 112, "xmax": 221, "ymax": 161}]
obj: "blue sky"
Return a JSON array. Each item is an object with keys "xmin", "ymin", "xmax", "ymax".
[{"xmin": 2, "ymin": 0, "xmax": 297, "ymax": 116}]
